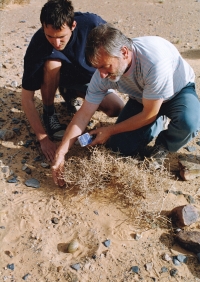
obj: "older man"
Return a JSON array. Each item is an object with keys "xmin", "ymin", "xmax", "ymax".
[{"xmin": 52, "ymin": 23, "xmax": 200, "ymax": 186}]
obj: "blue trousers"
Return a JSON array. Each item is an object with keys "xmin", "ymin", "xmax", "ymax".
[{"xmin": 108, "ymin": 83, "xmax": 200, "ymax": 156}]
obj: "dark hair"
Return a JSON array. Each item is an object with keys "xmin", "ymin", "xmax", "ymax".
[
  {"xmin": 86, "ymin": 23, "xmax": 133, "ymax": 65},
  {"xmin": 40, "ymin": 0, "xmax": 74, "ymax": 29}
]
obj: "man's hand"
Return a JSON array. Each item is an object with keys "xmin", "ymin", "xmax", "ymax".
[
  {"xmin": 89, "ymin": 126, "xmax": 113, "ymax": 146},
  {"xmin": 51, "ymin": 151, "xmax": 66, "ymax": 187},
  {"xmin": 39, "ymin": 136, "xmax": 57, "ymax": 162}
]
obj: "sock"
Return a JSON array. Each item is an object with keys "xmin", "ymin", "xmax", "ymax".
[{"xmin": 43, "ymin": 104, "xmax": 55, "ymax": 115}]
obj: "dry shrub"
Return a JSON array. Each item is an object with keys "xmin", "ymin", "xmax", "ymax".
[{"xmin": 62, "ymin": 146, "xmax": 175, "ymax": 230}]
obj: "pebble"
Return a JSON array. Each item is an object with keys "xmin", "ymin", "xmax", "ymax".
[
  {"xmin": 162, "ymin": 254, "xmax": 172, "ymax": 261},
  {"xmin": 145, "ymin": 262, "xmax": 153, "ymax": 271},
  {"xmin": 7, "ymin": 177, "xmax": 18, "ymax": 183},
  {"xmin": 103, "ymin": 239, "xmax": 111, "ymax": 247},
  {"xmin": 22, "ymin": 273, "xmax": 30, "ymax": 280},
  {"xmin": 41, "ymin": 162, "xmax": 50, "ymax": 168},
  {"xmin": 170, "ymin": 268, "xmax": 178, "ymax": 277},
  {"xmin": 7, "ymin": 263, "xmax": 14, "ymax": 270},
  {"xmin": 173, "ymin": 257, "xmax": 181, "ymax": 266},
  {"xmin": 160, "ymin": 266, "xmax": 168, "ymax": 273},
  {"xmin": 0, "ymin": 129, "xmax": 15, "ymax": 141},
  {"xmin": 25, "ymin": 178, "xmax": 40, "ymax": 188},
  {"xmin": 34, "ymin": 155, "xmax": 43, "ymax": 162},
  {"xmin": 93, "ymin": 210, "xmax": 99, "ymax": 215},
  {"xmin": 185, "ymin": 146, "xmax": 196, "ymax": 152},
  {"xmin": 131, "ymin": 266, "xmax": 139, "ymax": 274},
  {"xmin": 0, "ymin": 226, "xmax": 5, "ymax": 229},
  {"xmin": 51, "ymin": 217, "xmax": 59, "ymax": 224},
  {"xmin": 70, "ymin": 263, "xmax": 80, "ymax": 271},
  {"xmin": 177, "ymin": 254, "xmax": 188, "ymax": 263},
  {"xmin": 10, "ymin": 81, "xmax": 18, "ymax": 88},
  {"xmin": 25, "ymin": 167, "xmax": 32, "ymax": 175},
  {"xmin": 135, "ymin": 233, "xmax": 141, "ymax": 240}
]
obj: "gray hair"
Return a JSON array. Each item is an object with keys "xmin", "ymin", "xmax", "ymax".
[{"xmin": 85, "ymin": 23, "xmax": 133, "ymax": 65}]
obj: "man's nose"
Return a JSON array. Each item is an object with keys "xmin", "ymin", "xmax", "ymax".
[
  {"xmin": 53, "ymin": 38, "xmax": 60, "ymax": 47},
  {"xmin": 99, "ymin": 69, "xmax": 108, "ymax": 79}
]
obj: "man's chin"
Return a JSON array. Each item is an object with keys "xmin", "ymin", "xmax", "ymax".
[{"xmin": 107, "ymin": 76, "xmax": 121, "ymax": 82}]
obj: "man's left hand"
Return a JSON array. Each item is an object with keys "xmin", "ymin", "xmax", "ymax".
[{"xmin": 89, "ymin": 126, "xmax": 112, "ymax": 146}]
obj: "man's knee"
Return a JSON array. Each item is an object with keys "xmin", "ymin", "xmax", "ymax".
[{"xmin": 43, "ymin": 59, "xmax": 62, "ymax": 73}]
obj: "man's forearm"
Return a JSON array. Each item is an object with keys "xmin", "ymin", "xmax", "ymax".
[{"xmin": 21, "ymin": 88, "xmax": 47, "ymax": 141}]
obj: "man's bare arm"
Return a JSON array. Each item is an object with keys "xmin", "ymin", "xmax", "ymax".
[{"xmin": 21, "ymin": 88, "xmax": 57, "ymax": 162}]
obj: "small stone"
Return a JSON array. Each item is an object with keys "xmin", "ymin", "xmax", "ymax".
[
  {"xmin": 160, "ymin": 266, "xmax": 168, "ymax": 273},
  {"xmin": 0, "ymin": 129, "xmax": 15, "ymax": 141},
  {"xmin": 173, "ymin": 257, "xmax": 181, "ymax": 266},
  {"xmin": 162, "ymin": 253, "xmax": 172, "ymax": 261},
  {"xmin": 131, "ymin": 266, "xmax": 139, "ymax": 274},
  {"xmin": 92, "ymin": 254, "xmax": 97, "ymax": 260},
  {"xmin": 25, "ymin": 178, "xmax": 40, "ymax": 188},
  {"xmin": 177, "ymin": 254, "xmax": 188, "ymax": 263},
  {"xmin": 5, "ymin": 250, "xmax": 13, "ymax": 258},
  {"xmin": 22, "ymin": 273, "xmax": 30, "ymax": 280},
  {"xmin": 7, "ymin": 177, "xmax": 18, "ymax": 183},
  {"xmin": 0, "ymin": 226, "xmax": 5, "ymax": 229},
  {"xmin": 7, "ymin": 263, "xmax": 14, "ymax": 270},
  {"xmin": 70, "ymin": 263, "xmax": 80, "ymax": 271},
  {"xmin": 51, "ymin": 217, "xmax": 59, "ymax": 224},
  {"xmin": 185, "ymin": 146, "xmax": 196, "ymax": 152},
  {"xmin": 10, "ymin": 81, "xmax": 18, "ymax": 88},
  {"xmin": 34, "ymin": 155, "xmax": 43, "ymax": 162},
  {"xmin": 93, "ymin": 210, "xmax": 99, "ymax": 215},
  {"xmin": 145, "ymin": 262, "xmax": 153, "ymax": 271},
  {"xmin": 103, "ymin": 239, "xmax": 111, "ymax": 247},
  {"xmin": 41, "ymin": 162, "xmax": 50, "ymax": 168},
  {"xmin": 170, "ymin": 268, "xmax": 178, "ymax": 277},
  {"xmin": 25, "ymin": 167, "xmax": 32, "ymax": 175},
  {"xmin": 169, "ymin": 204, "xmax": 199, "ymax": 227},
  {"xmin": 135, "ymin": 233, "xmax": 141, "ymax": 240}
]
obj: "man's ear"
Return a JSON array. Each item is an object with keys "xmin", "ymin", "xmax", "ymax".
[
  {"xmin": 121, "ymin": 46, "xmax": 129, "ymax": 59},
  {"xmin": 71, "ymin": 21, "xmax": 77, "ymax": 31}
]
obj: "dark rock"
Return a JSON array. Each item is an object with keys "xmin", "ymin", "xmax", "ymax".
[
  {"xmin": 173, "ymin": 257, "xmax": 181, "ymax": 266},
  {"xmin": 25, "ymin": 167, "xmax": 32, "ymax": 175},
  {"xmin": 103, "ymin": 239, "xmax": 111, "ymax": 247},
  {"xmin": 92, "ymin": 254, "xmax": 97, "ymax": 260},
  {"xmin": 169, "ymin": 204, "xmax": 199, "ymax": 227},
  {"xmin": 185, "ymin": 146, "xmax": 196, "ymax": 152},
  {"xmin": 170, "ymin": 268, "xmax": 178, "ymax": 277},
  {"xmin": 93, "ymin": 210, "xmax": 99, "ymax": 215},
  {"xmin": 175, "ymin": 230, "xmax": 200, "ymax": 253},
  {"xmin": 25, "ymin": 178, "xmax": 40, "ymax": 188},
  {"xmin": 160, "ymin": 266, "xmax": 168, "ymax": 273},
  {"xmin": 177, "ymin": 254, "xmax": 188, "ymax": 263},
  {"xmin": 7, "ymin": 263, "xmax": 14, "ymax": 270},
  {"xmin": 7, "ymin": 177, "xmax": 18, "ymax": 183},
  {"xmin": 0, "ymin": 226, "xmax": 5, "ymax": 229},
  {"xmin": 70, "ymin": 263, "xmax": 80, "ymax": 271},
  {"xmin": 131, "ymin": 266, "xmax": 139, "ymax": 274}
]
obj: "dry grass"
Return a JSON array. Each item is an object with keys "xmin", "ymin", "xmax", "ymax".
[
  {"xmin": 62, "ymin": 146, "xmax": 175, "ymax": 230},
  {"xmin": 0, "ymin": 0, "xmax": 30, "ymax": 8}
]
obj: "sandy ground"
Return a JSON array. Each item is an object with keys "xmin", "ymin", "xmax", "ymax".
[{"xmin": 0, "ymin": 0, "xmax": 200, "ymax": 281}]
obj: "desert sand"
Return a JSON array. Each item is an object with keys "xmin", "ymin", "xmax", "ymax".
[{"xmin": 0, "ymin": 0, "xmax": 200, "ymax": 281}]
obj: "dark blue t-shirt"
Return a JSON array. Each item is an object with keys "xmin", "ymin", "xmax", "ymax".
[{"xmin": 22, "ymin": 12, "xmax": 106, "ymax": 91}]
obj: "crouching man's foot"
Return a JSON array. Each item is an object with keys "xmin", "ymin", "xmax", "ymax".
[
  {"xmin": 148, "ymin": 144, "xmax": 169, "ymax": 170},
  {"xmin": 42, "ymin": 110, "xmax": 66, "ymax": 141}
]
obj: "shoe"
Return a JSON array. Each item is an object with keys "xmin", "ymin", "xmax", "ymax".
[
  {"xmin": 42, "ymin": 111, "xmax": 66, "ymax": 140},
  {"xmin": 149, "ymin": 144, "xmax": 169, "ymax": 169},
  {"xmin": 59, "ymin": 87, "xmax": 78, "ymax": 115}
]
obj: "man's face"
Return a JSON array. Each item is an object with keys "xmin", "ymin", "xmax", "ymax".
[
  {"xmin": 43, "ymin": 22, "xmax": 76, "ymax": 51},
  {"xmin": 92, "ymin": 48, "xmax": 129, "ymax": 82}
]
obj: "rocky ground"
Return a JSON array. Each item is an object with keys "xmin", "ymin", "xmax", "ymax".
[{"xmin": 0, "ymin": 0, "xmax": 200, "ymax": 281}]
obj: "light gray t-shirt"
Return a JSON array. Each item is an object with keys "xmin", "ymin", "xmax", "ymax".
[{"xmin": 86, "ymin": 36, "xmax": 195, "ymax": 104}]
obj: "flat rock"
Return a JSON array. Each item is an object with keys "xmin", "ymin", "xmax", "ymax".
[
  {"xmin": 175, "ymin": 230, "xmax": 200, "ymax": 253},
  {"xmin": 169, "ymin": 204, "xmax": 199, "ymax": 227},
  {"xmin": 178, "ymin": 159, "xmax": 200, "ymax": 180},
  {"xmin": 25, "ymin": 178, "xmax": 40, "ymax": 188}
]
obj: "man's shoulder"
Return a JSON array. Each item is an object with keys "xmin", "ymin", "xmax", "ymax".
[{"xmin": 74, "ymin": 12, "xmax": 106, "ymax": 26}]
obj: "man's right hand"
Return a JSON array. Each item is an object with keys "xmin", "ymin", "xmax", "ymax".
[{"xmin": 39, "ymin": 136, "xmax": 57, "ymax": 163}]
